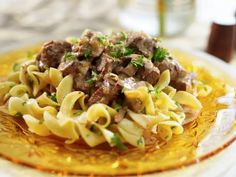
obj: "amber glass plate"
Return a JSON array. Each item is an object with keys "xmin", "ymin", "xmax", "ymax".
[{"xmin": 0, "ymin": 44, "xmax": 235, "ymax": 176}]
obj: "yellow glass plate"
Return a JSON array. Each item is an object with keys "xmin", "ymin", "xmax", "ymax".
[{"xmin": 0, "ymin": 44, "xmax": 235, "ymax": 176}]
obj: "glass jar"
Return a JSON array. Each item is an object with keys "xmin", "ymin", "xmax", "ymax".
[{"xmin": 118, "ymin": 0, "xmax": 195, "ymax": 36}]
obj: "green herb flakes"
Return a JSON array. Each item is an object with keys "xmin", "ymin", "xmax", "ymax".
[
  {"xmin": 114, "ymin": 103, "xmax": 122, "ymax": 112},
  {"xmin": 86, "ymin": 71, "xmax": 97, "ymax": 85},
  {"xmin": 28, "ymin": 77, "xmax": 34, "ymax": 87},
  {"xmin": 84, "ymin": 49, "xmax": 92, "ymax": 59},
  {"xmin": 148, "ymin": 86, "xmax": 161, "ymax": 98},
  {"xmin": 111, "ymin": 133, "xmax": 127, "ymax": 150},
  {"xmin": 137, "ymin": 137, "xmax": 144, "ymax": 145},
  {"xmin": 50, "ymin": 93, "xmax": 57, "ymax": 102},
  {"xmin": 90, "ymin": 124, "xmax": 97, "ymax": 132},
  {"xmin": 12, "ymin": 63, "xmax": 20, "ymax": 72},
  {"xmin": 123, "ymin": 47, "xmax": 134, "ymax": 56},
  {"xmin": 152, "ymin": 47, "xmax": 168, "ymax": 62},
  {"xmin": 15, "ymin": 112, "xmax": 22, "ymax": 116},
  {"xmin": 120, "ymin": 31, "xmax": 128, "ymax": 41},
  {"xmin": 69, "ymin": 37, "xmax": 79, "ymax": 45},
  {"xmin": 27, "ymin": 51, "xmax": 34, "ymax": 60},
  {"xmin": 64, "ymin": 52, "xmax": 77, "ymax": 61},
  {"xmin": 131, "ymin": 56, "xmax": 144, "ymax": 68},
  {"xmin": 97, "ymin": 35, "xmax": 108, "ymax": 46},
  {"xmin": 73, "ymin": 110, "xmax": 84, "ymax": 116},
  {"xmin": 38, "ymin": 119, "xmax": 44, "ymax": 124}
]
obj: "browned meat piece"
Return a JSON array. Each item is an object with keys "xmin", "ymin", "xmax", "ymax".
[
  {"xmin": 138, "ymin": 59, "xmax": 160, "ymax": 85},
  {"xmin": 59, "ymin": 60, "xmax": 90, "ymax": 76},
  {"xmin": 96, "ymin": 53, "xmax": 113, "ymax": 75},
  {"xmin": 127, "ymin": 32, "xmax": 157, "ymax": 57},
  {"xmin": 155, "ymin": 58, "xmax": 194, "ymax": 90},
  {"xmin": 103, "ymin": 73, "xmax": 120, "ymax": 85},
  {"xmin": 73, "ymin": 30, "xmax": 104, "ymax": 58},
  {"xmin": 126, "ymin": 97, "xmax": 145, "ymax": 113},
  {"xmin": 72, "ymin": 61, "xmax": 91, "ymax": 93},
  {"xmin": 88, "ymin": 73, "xmax": 122, "ymax": 105},
  {"xmin": 58, "ymin": 60, "xmax": 80, "ymax": 76},
  {"xmin": 73, "ymin": 76, "xmax": 91, "ymax": 93},
  {"xmin": 120, "ymin": 63, "xmax": 138, "ymax": 77},
  {"xmin": 114, "ymin": 107, "xmax": 127, "ymax": 123},
  {"xmin": 109, "ymin": 31, "xmax": 127, "ymax": 44},
  {"xmin": 154, "ymin": 58, "xmax": 182, "ymax": 81},
  {"xmin": 171, "ymin": 71, "xmax": 195, "ymax": 91},
  {"xmin": 57, "ymin": 59, "xmax": 91, "ymax": 93},
  {"xmin": 114, "ymin": 54, "xmax": 142, "ymax": 77},
  {"xmin": 36, "ymin": 40, "xmax": 72, "ymax": 71}
]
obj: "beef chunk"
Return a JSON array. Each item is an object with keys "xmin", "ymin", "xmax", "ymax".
[
  {"xmin": 73, "ymin": 76, "xmax": 91, "ymax": 93},
  {"xmin": 171, "ymin": 71, "xmax": 195, "ymax": 91},
  {"xmin": 72, "ymin": 61, "xmax": 91, "ymax": 93},
  {"xmin": 126, "ymin": 97, "xmax": 145, "ymax": 113},
  {"xmin": 58, "ymin": 60, "xmax": 91, "ymax": 93},
  {"xmin": 154, "ymin": 58, "xmax": 182, "ymax": 81},
  {"xmin": 88, "ymin": 73, "xmax": 122, "ymax": 105},
  {"xmin": 114, "ymin": 107, "xmax": 127, "ymax": 123},
  {"xmin": 120, "ymin": 63, "xmax": 138, "ymax": 77},
  {"xmin": 114, "ymin": 54, "xmax": 141, "ymax": 77},
  {"xmin": 58, "ymin": 60, "xmax": 90, "ymax": 76},
  {"xmin": 155, "ymin": 58, "xmax": 194, "ymax": 90},
  {"xmin": 127, "ymin": 32, "xmax": 157, "ymax": 57},
  {"xmin": 138, "ymin": 59, "xmax": 160, "ymax": 85},
  {"xmin": 96, "ymin": 53, "xmax": 113, "ymax": 75},
  {"xmin": 58, "ymin": 60, "xmax": 80, "ymax": 76},
  {"xmin": 73, "ymin": 30, "xmax": 104, "ymax": 58},
  {"xmin": 36, "ymin": 40, "xmax": 72, "ymax": 71}
]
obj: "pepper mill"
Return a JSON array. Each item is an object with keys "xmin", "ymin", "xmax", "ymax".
[{"xmin": 206, "ymin": 19, "xmax": 235, "ymax": 63}]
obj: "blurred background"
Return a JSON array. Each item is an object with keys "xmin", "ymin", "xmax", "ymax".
[{"xmin": 0, "ymin": 0, "xmax": 235, "ymax": 65}]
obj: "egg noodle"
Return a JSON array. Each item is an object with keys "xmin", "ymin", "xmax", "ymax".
[{"xmin": 0, "ymin": 59, "xmax": 212, "ymax": 150}]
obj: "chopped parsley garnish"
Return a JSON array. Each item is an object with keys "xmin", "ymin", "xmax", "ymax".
[
  {"xmin": 39, "ymin": 119, "xmax": 44, "ymax": 124},
  {"xmin": 111, "ymin": 133, "xmax": 127, "ymax": 150},
  {"xmin": 108, "ymin": 44, "xmax": 133, "ymax": 58},
  {"xmin": 15, "ymin": 112, "xmax": 22, "ymax": 116},
  {"xmin": 108, "ymin": 44, "xmax": 121, "ymax": 58},
  {"xmin": 90, "ymin": 124, "xmax": 97, "ymax": 132},
  {"xmin": 154, "ymin": 86, "xmax": 161, "ymax": 95},
  {"xmin": 131, "ymin": 56, "xmax": 144, "ymax": 68},
  {"xmin": 28, "ymin": 77, "xmax": 34, "ymax": 87},
  {"xmin": 50, "ymin": 93, "xmax": 57, "ymax": 102},
  {"xmin": 12, "ymin": 63, "xmax": 20, "ymax": 72},
  {"xmin": 97, "ymin": 35, "xmax": 108, "ymax": 46},
  {"xmin": 152, "ymin": 47, "xmax": 168, "ymax": 62},
  {"xmin": 121, "ymin": 86, "xmax": 126, "ymax": 93},
  {"xmin": 123, "ymin": 47, "xmax": 134, "ymax": 56},
  {"xmin": 27, "ymin": 51, "xmax": 34, "ymax": 60},
  {"xmin": 86, "ymin": 71, "xmax": 97, "ymax": 85},
  {"xmin": 86, "ymin": 133, "xmax": 90, "ymax": 137},
  {"xmin": 114, "ymin": 103, "xmax": 122, "ymax": 112},
  {"xmin": 73, "ymin": 110, "xmax": 83, "ymax": 116},
  {"xmin": 148, "ymin": 86, "xmax": 161, "ymax": 97},
  {"xmin": 120, "ymin": 31, "xmax": 128, "ymax": 41},
  {"xmin": 69, "ymin": 37, "xmax": 79, "ymax": 45},
  {"xmin": 137, "ymin": 137, "xmax": 144, "ymax": 146},
  {"xmin": 84, "ymin": 49, "xmax": 92, "ymax": 59},
  {"xmin": 64, "ymin": 52, "xmax": 77, "ymax": 61}
]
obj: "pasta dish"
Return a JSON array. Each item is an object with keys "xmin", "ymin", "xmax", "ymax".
[{"xmin": 0, "ymin": 30, "xmax": 212, "ymax": 150}]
